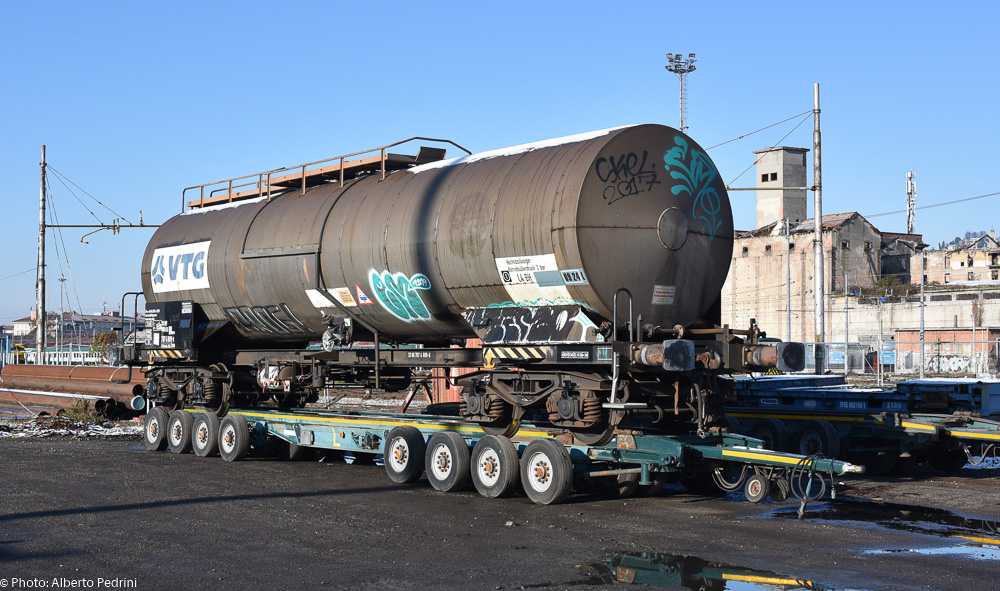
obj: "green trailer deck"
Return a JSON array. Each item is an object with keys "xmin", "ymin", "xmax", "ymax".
[{"xmin": 141, "ymin": 404, "xmax": 862, "ymax": 506}]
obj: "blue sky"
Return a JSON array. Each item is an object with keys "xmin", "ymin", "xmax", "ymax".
[{"xmin": 2, "ymin": 1, "xmax": 998, "ymax": 324}]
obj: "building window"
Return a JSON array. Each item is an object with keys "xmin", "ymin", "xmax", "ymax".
[
  {"xmin": 789, "ymin": 242, "xmax": 795, "ymax": 250},
  {"xmin": 864, "ymin": 241, "xmax": 872, "ymax": 251},
  {"xmin": 741, "ymin": 246, "xmax": 749, "ymax": 258},
  {"xmin": 992, "ymin": 270, "xmax": 998, "ymax": 280},
  {"xmin": 841, "ymin": 240, "xmax": 850, "ymax": 250},
  {"xmin": 944, "ymin": 272, "xmax": 951, "ymax": 283},
  {"xmin": 760, "ymin": 172, "xmax": 778, "ymax": 182},
  {"xmin": 969, "ymin": 271, "xmax": 975, "ymax": 280},
  {"xmin": 765, "ymin": 245, "xmax": 772, "ymax": 256},
  {"xmin": 960, "ymin": 261, "xmax": 965, "ymax": 267},
  {"xmin": 945, "ymin": 255, "xmax": 951, "ymax": 267}
]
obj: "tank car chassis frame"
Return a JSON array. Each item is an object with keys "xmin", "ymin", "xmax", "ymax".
[{"xmin": 141, "ymin": 402, "xmax": 861, "ymax": 506}]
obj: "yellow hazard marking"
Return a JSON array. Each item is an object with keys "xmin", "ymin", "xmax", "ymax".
[
  {"xmin": 720, "ymin": 449, "xmax": 807, "ymax": 466},
  {"xmin": 483, "ymin": 349, "xmax": 496, "ymax": 369},
  {"xmin": 230, "ymin": 409, "xmax": 554, "ymax": 438},
  {"xmin": 901, "ymin": 421, "xmax": 937, "ymax": 432},
  {"xmin": 723, "ymin": 574, "xmax": 811, "ymax": 586}
]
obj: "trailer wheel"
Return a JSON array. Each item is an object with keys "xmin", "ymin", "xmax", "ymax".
[
  {"xmin": 384, "ymin": 426, "xmax": 427, "ymax": 484},
  {"xmin": 636, "ymin": 472, "xmax": 668, "ymax": 497},
  {"xmin": 521, "ymin": 439, "xmax": 573, "ymax": 505},
  {"xmin": 747, "ymin": 418, "xmax": 790, "ymax": 452},
  {"xmin": 143, "ymin": 407, "xmax": 170, "ymax": 451},
  {"xmin": 744, "ymin": 473, "xmax": 770, "ymax": 503},
  {"xmin": 167, "ymin": 411, "xmax": 194, "ymax": 454},
  {"xmin": 769, "ymin": 477, "xmax": 791, "ymax": 502},
  {"xmin": 928, "ymin": 447, "xmax": 968, "ymax": 473},
  {"xmin": 219, "ymin": 414, "xmax": 250, "ymax": 462},
  {"xmin": 596, "ymin": 472, "xmax": 640, "ymax": 499},
  {"xmin": 192, "ymin": 412, "xmax": 220, "ymax": 457},
  {"xmin": 471, "ymin": 435, "xmax": 520, "ymax": 498},
  {"xmin": 793, "ymin": 420, "xmax": 840, "ymax": 458},
  {"xmin": 425, "ymin": 432, "xmax": 471, "ymax": 492}
]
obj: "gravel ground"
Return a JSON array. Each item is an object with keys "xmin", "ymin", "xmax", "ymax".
[{"xmin": 1, "ymin": 430, "xmax": 998, "ymax": 591}]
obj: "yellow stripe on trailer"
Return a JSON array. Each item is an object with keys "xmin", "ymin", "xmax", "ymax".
[
  {"xmin": 954, "ymin": 535, "xmax": 1000, "ymax": 545},
  {"xmin": 901, "ymin": 421, "xmax": 937, "ymax": 433},
  {"xmin": 946, "ymin": 430, "xmax": 1000, "ymax": 441},
  {"xmin": 230, "ymin": 409, "xmax": 554, "ymax": 439},
  {"xmin": 720, "ymin": 449, "xmax": 805, "ymax": 466},
  {"xmin": 485, "ymin": 346, "xmax": 546, "ymax": 361}
]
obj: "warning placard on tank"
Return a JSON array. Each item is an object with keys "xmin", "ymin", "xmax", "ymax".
[{"xmin": 651, "ymin": 284, "xmax": 676, "ymax": 306}]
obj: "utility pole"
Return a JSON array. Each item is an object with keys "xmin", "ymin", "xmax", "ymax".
[
  {"xmin": 844, "ymin": 265, "xmax": 849, "ymax": 376},
  {"xmin": 33, "ymin": 147, "xmax": 159, "ymax": 367},
  {"xmin": 665, "ymin": 53, "xmax": 697, "ymax": 132},
  {"xmin": 36, "ymin": 146, "xmax": 47, "ymax": 364},
  {"xmin": 919, "ymin": 242, "xmax": 926, "ymax": 378},
  {"xmin": 906, "ymin": 171, "xmax": 917, "ymax": 234},
  {"xmin": 812, "ymin": 83, "xmax": 825, "ymax": 374}
]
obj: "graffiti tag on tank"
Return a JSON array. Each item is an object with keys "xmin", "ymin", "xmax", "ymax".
[
  {"xmin": 369, "ymin": 270, "xmax": 433, "ymax": 321},
  {"xmin": 595, "ymin": 150, "xmax": 660, "ymax": 205},
  {"xmin": 224, "ymin": 303, "xmax": 310, "ymax": 335},
  {"xmin": 663, "ymin": 136, "xmax": 723, "ymax": 242}
]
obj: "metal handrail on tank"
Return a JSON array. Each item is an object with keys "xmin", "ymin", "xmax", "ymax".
[
  {"xmin": 609, "ymin": 288, "xmax": 634, "ymax": 405},
  {"xmin": 180, "ymin": 137, "xmax": 472, "ymax": 212}
]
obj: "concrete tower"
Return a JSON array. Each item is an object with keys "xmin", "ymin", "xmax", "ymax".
[{"xmin": 754, "ymin": 146, "xmax": 809, "ymax": 229}]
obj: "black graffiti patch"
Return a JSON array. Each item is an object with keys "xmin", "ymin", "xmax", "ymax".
[{"xmin": 224, "ymin": 303, "xmax": 310, "ymax": 335}]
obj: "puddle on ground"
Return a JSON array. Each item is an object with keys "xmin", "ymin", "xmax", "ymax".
[
  {"xmin": 768, "ymin": 499, "xmax": 1000, "ymax": 561},
  {"xmin": 524, "ymin": 551, "xmax": 850, "ymax": 590}
]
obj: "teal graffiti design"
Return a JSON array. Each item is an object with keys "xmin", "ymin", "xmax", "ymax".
[
  {"xmin": 485, "ymin": 297, "xmax": 596, "ymax": 311},
  {"xmin": 369, "ymin": 270, "xmax": 432, "ymax": 321},
  {"xmin": 663, "ymin": 136, "xmax": 723, "ymax": 242}
]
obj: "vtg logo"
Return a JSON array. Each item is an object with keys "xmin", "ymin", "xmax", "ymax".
[{"xmin": 150, "ymin": 241, "xmax": 211, "ymax": 293}]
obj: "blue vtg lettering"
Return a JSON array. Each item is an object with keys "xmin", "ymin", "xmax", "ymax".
[{"xmin": 150, "ymin": 240, "xmax": 212, "ymax": 293}]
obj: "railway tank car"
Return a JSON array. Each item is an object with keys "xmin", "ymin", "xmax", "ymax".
[{"xmin": 128, "ymin": 123, "xmax": 804, "ymax": 445}]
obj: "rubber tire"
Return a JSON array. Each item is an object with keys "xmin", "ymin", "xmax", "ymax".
[
  {"xmin": 192, "ymin": 412, "xmax": 220, "ymax": 457},
  {"xmin": 744, "ymin": 473, "xmax": 770, "ymax": 503},
  {"xmin": 143, "ymin": 407, "xmax": 170, "ymax": 451},
  {"xmin": 219, "ymin": 414, "xmax": 250, "ymax": 462},
  {"xmin": 747, "ymin": 418, "xmax": 790, "ymax": 452},
  {"xmin": 520, "ymin": 439, "xmax": 574, "ymax": 505},
  {"xmin": 424, "ymin": 432, "xmax": 471, "ymax": 492},
  {"xmin": 793, "ymin": 419, "xmax": 841, "ymax": 458},
  {"xmin": 596, "ymin": 472, "xmax": 641, "ymax": 499},
  {"xmin": 471, "ymin": 435, "xmax": 520, "ymax": 498},
  {"xmin": 769, "ymin": 477, "xmax": 791, "ymax": 502},
  {"xmin": 383, "ymin": 426, "xmax": 427, "ymax": 484},
  {"xmin": 636, "ymin": 472, "xmax": 669, "ymax": 497},
  {"xmin": 928, "ymin": 447, "xmax": 968, "ymax": 473},
  {"xmin": 167, "ymin": 410, "xmax": 194, "ymax": 454}
]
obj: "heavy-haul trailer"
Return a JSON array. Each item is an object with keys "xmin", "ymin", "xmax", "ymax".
[
  {"xmin": 140, "ymin": 402, "xmax": 861, "ymax": 506},
  {"xmin": 723, "ymin": 375, "xmax": 1000, "ymax": 474}
]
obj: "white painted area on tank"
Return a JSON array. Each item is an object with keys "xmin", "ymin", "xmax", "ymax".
[{"xmin": 408, "ymin": 125, "xmax": 635, "ymax": 174}]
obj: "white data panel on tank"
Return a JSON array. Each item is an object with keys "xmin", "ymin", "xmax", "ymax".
[{"xmin": 149, "ymin": 241, "xmax": 211, "ymax": 293}]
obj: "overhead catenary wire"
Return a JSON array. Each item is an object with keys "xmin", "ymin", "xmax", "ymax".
[
  {"xmin": 47, "ymin": 165, "xmax": 132, "ymax": 225},
  {"xmin": 45, "ymin": 177, "xmax": 85, "ymax": 314}
]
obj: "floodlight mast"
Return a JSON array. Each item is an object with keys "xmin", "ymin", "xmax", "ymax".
[{"xmin": 665, "ymin": 52, "xmax": 697, "ymax": 132}]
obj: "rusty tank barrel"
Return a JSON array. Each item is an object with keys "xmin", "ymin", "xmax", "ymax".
[{"xmin": 142, "ymin": 124, "xmax": 734, "ymax": 346}]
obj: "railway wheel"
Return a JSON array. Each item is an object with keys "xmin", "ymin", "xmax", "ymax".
[
  {"xmin": 471, "ymin": 435, "xmax": 520, "ymax": 498},
  {"xmin": 383, "ymin": 426, "xmax": 427, "ymax": 484},
  {"xmin": 792, "ymin": 419, "xmax": 841, "ymax": 458},
  {"xmin": 219, "ymin": 414, "xmax": 250, "ymax": 462},
  {"xmin": 425, "ymin": 432, "xmax": 471, "ymax": 492},
  {"xmin": 744, "ymin": 473, "xmax": 770, "ymax": 503},
  {"xmin": 192, "ymin": 412, "xmax": 220, "ymax": 457},
  {"xmin": 521, "ymin": 439, "xmax": 574, "ymax": 505},
  {"xmin": 167, "ymin": 410, "xmax": 194, "ymax": 454},
  {"xmin": 746, "ymin": 418, "xmax": 790, "ymax": 452},
  {"xmin": 928, "ymin": 446, "xmax": 968, "ymax": 473},
  {"xmin": 142, "ymin": 407, "xmax": 170, "ymax": 451}
]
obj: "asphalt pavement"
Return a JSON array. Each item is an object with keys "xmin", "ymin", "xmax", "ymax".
[{"xmin": 1, "ymin": 437, "xmax": 998, "ymax": 591}]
